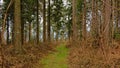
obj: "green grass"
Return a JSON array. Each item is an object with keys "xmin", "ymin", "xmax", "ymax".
[{"xmin": 40, "ymin": 44, "xmax": 69, "ymax": 68}]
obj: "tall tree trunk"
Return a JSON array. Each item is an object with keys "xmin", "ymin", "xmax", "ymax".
[
  {"xmin": 91, "ymin": 0, "xmax": 95, "ymax": 36},
  {"xmin": 21, "ymin": 0, "xmax": 24, "ymax": 45},
  {"xmin": 36, "ymin": 0, "xmax": 39, "ymax": 44},
  {"xmin": 29, "ymin": 22, "xmax": 31, "ymax": 42},
  {"xmin": 21, "ymin": 20, "xmax": 24, "ymax": 44},
  {"xmin": 43, "ymin": 0, "xmax": 46, "ymax": 42},
  {"xmin": 111, "ymin": 0, "xmax": 115, "ymax": 45},
  {"xmin": 91, "ymin": 0, "xmax": 99, "ymax": 46},
  {"xmin": 72, "ymin": 0, "xmax": 77, "ymax": 42},
  {"xmin": 24, "ymin": 23, "xmax": 27, "ymax": 43},
  {"xmin": 103, "ymin": 0, "xmax": 111, "ymax": 46},
  {"xmin": 82, "ymin": 0, "xmax": 86, "ymax": 44},
  {"xmin": 47, "ymin": 0, "xmax": 51, "ymax": 42},
  {"xmin": 7, "ymin": 17, "xmax": 9, "ymax": 44},
  {"xmin": 99, "ymin": 0, "xmax": 106, "ymax": 57},
  {"xmin": 12, "ymin": 15, "xmax": 14, "ymax": 44},
  {"xmin": 117, "ymin": 1, "xmax": 120, "ymax": 33},
  {"xmin": 14, "ymin": 0, "xmax": 22, "ymax": 53}
]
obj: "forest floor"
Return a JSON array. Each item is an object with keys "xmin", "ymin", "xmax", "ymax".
[
  {"xmin": 68, "ymin": 41, "xmax": 120, "ymax": 68},
  {"xmin": 36, "ymin": 44, "xmax": 69, "ymax": 68},
  {"xmin": 0, "ymin": 42, "xmax": 56, "ymax": 68},
  {"xmin": 1, "ymin": 41, "xmax": 120, "ymax": 68}
]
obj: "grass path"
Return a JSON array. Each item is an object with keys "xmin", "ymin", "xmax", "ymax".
[{"xmin": 40, "ymin": 44, "xmax": 69, "ymax": 68}]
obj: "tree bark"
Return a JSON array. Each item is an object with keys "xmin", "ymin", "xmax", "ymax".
[
  {"xmin": 72, "ymin": 0, "xmax": 77, "ymax": 42},
  {"xmin": 103, "ymin": 0, "xmax": 111, "ymax": 46},
  {"xmin": 36, "ymin": 0, "xmax": 39, "ymax": 44},
  {"xmin": 14, "ymin": 0, "xmax": 22, "ymax": 53},
  {"xmin": 21, "ymin": 0, "xmax": 24, "ymax": 45},
  {"xmin": 82, "ymin": 0, "xmax": 86, "ymax": 43},
  {"xmin": 7, "ymin": 17, "xmax": 9, "ymax": 44},
  {"xmin": 29, "ymin": 22, "xmax": 31, "ymax": 42},
  {"xmin": 47, "ymin": 0, "xmax": 51, "ymax": 42},
  {"xmin": 43, "ymin": 0, "xmax": 46, "ymax": 42}
]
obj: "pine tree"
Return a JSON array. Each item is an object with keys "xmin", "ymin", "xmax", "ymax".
[
  {"xmin": 43, "ymin": 0, "xmax": 46, "ymax": 42},
  {"xmin": 14, "ymin": 0, "xmax": 22, "ymax": 53},
  {"xmin": 72, "ymin": 0, "xmax": 78, "ymax": 41},
  {"xmin": 47, "ymin": 0, "xmax": 51, "ymax": 42}
]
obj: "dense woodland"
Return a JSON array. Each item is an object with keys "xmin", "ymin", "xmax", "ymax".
[{"xmin": 1, "ymin": 0, "xmax": 120, "ymax": 68}]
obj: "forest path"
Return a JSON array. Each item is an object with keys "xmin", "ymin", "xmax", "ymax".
[{"xmin": 40, "ymin": 44, "xmax": 69, "ymax": 68}]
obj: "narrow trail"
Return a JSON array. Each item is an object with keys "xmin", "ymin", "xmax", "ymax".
[{"xmin": 40, "ymin": 44, "xmax": 69, "ymax": 68}]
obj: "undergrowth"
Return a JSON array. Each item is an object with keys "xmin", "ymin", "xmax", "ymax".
[
  {"xmin": 0, "ymin": 42, "xmax": 56, "ymax": 68},
  {"xmin": 68, "ymin": 40, "xmax": 120, "ymax": 68}
]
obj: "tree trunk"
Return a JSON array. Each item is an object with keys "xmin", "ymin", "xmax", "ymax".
[
  {"xmin": 14, "ymin": 0, "xmax": 22, "ymax": 53},
  {"xmin": 36, "ymin": 0, "xmax": 39, "ymax": 44},
  {"xmin": 43, "ymin": 0, "xmax": 46, "ymax": 42},
  {"xmin": 72, "ymin": 0, "xmax": 77, "ymax": 42},
  {"xmin": 29, "ymin": 22, "xmax": 31, "ymax": 42},
  {"xmin": 82, "ymin": 0, "xmax": 86, "ymax": 44},
  {"xmin": 117, "ymin": 1, "xmax": 120, "ymax": 33},
  {"xmin": 111, "ymin": 0, "xmax": 115, "ymax": 45},
  {"xmin": 91, "ymin": 0, "xmax": 99, "ymax": 46},
  {"xmin": 47, "ymin": 0, "xmax": 51, "ymax": 42},
  {"xmin": 103, "ymin": 0, "xmax": 111, "ymax": 46},
  {"xmin": 7, "ymin": 17, "xmax": 9, "ymax": 44},
  {"xmin": 21, "ymin": 0, "xmax": 24, "ymax": 45}
]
